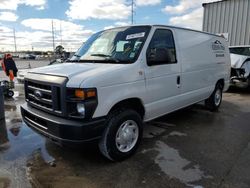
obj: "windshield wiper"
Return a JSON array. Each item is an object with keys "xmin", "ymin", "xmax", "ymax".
[
  {"xmin": 73, "ymin": 54, "xmax": 81, "ymax": 57},
  {"xmin": 90, "ymin": 54, "xmax": 121, "ymax": 63},
  {"xmin": 90, "ymin": 53, "xmax": 112, "ymax": 57}
]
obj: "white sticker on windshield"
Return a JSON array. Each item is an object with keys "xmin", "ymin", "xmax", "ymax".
[{"xmin": 126, "ymin": 32, "xmax": 145, "ymax": 40}]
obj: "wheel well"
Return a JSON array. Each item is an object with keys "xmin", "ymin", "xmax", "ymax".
[
  {"xmin": 109, "ymin": 98, "xmax": 145, "ymax": 118},
  {"xmin": 216, "ymin": 79, "xmax": 224, "ymax": 89}
]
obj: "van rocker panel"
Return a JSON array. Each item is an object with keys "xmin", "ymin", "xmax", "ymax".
[{"xmin": 21, "ymin": 103, "xmax": 106, "ymax": 144}]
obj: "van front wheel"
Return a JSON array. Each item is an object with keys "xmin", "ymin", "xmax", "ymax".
[
  {"xmin": 99, "ymin": 109, "xmax": 143, "ymax": 161},
  {"xmin": 205, "ymin": 83, "xmax": 223, "ymax": 111}
]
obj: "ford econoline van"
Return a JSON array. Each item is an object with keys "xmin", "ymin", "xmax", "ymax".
[{"xmin": 21, "ymin": 25, "xmax": 231, "ymax": 161}]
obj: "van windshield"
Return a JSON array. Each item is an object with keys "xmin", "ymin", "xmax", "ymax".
[
  {"xmin": 229, "ymin": 47, "xmax": 250, "ymax": 56},
  {"xmin": 70, "ymin": 26, "xmax": 151, "ymax": 64}
]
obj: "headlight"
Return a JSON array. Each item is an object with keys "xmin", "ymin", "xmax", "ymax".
[
  {"xmin": 77, "ymin": 103, "xmax": 85, "ymax": 116},
  {"xmin": 67, "ymin": 88, "xmax": 97, "ymax": 119}
]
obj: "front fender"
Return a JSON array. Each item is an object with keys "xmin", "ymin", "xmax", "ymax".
[{"xmin": 92, "ymin": 80, "xmax": 146, "ymax": 118}]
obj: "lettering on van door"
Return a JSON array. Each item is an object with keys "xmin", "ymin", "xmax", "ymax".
[{"xmin": 211, "ymin": 40, "xmax": 225, "ymax": 58}]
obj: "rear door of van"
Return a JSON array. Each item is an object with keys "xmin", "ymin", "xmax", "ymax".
[{"xmin": 144, "ymin": 27, "xmax": 182, "ymax": 120}]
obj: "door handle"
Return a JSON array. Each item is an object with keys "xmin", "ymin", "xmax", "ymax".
[{"xmin": 177, "ymin": 76, "xmax": 180, "ymax": 87}]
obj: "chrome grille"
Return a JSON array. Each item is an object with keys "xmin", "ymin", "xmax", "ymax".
[{"xmin": 25, "ymin": 80, "xmax": 62, "ymax": 114}]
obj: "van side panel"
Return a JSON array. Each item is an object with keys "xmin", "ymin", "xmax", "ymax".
[{"xmin": 174, "ymin": 29, "xmax": 230, "ymax": 106}]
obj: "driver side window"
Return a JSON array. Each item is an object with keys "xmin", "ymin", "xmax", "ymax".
[{"xmin": 147, "ymin": 29, "xmax": 177, "ymax": 66}]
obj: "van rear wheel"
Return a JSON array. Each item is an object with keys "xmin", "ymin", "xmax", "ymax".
[
  {"xmin": 205, "ymin": 83, "xmax": 223, "ymax": 111},
  {"xmin": 98, "ymin": 109, "xmax": 143, "ymax": 161}
]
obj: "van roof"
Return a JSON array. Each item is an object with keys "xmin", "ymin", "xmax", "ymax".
[
  {"xmin": 105, "ymin": 24, "xmax": 223, "ymax": 38},
  {"xmin": 151, "ymin": 24, "xmax": 222, "ymax": 37}
]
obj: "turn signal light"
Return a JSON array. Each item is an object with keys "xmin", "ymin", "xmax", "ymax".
[
  {"xmin": 86, "ymin": 90, "xmax": 96, "ymax": 98},
  {"xmin": 75, "ymin": 89, "xmax": 85, "ymax": 99},
  {"xmin": 74, "ymin": 89, "xmax": 97, "ymax": 99}
]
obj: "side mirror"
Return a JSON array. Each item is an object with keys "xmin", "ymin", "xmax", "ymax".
[{"xmin": 147, "ymin": 48, "xmax": 171, "ymax": 66}]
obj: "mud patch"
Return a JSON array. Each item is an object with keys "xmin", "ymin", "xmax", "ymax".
[
  {"xmin": 25, "ymin": 147, "xmax": 93, "ymax": 188},
  {"xmin": 3, "ymin": 104, "xmax": 17, "ymax": 112},
  {"xmin": 150, "ymin": 121, "xmax": 176, "ymax": 127},
  {"xmin": 143, "ymin": 124, "xmax": 167, "ymax": 138},
  {"xmin": 0, "ymin": 177, "xmax": 11, "ymax": 188}
]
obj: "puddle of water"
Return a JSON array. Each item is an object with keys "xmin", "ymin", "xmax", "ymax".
[
  {"xmin": 154, "ymin": 141, "xmax": 212, "ymax": 187},
  {"xmin": 0, "ymin": 106, "xmax": 55, "ymax": 188},
  {"xmin": 2, "ymin": 120, "xmax": 54, "ymax": 163}
]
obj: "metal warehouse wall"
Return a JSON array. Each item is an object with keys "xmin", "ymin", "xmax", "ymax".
[{"xmin": 203, "ymin": 0, "xmax": 250, "ymax": 46}]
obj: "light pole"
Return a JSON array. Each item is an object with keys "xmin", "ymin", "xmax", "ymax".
[
  {"xmin": 51, "ymin": 20, "xmax": 55, "ymax": 52},
  {"xmin": 131, "ymin": 0, "xmax": 135, "ymax": 25},
  {"xmin": 13, "ymin": 28, "xmax": 17, "ymax": 52}
]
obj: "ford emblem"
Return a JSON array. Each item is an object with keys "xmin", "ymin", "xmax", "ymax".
[{"xmin": 34, "ymin": 90, "xmax": 42, "ymax": 100}]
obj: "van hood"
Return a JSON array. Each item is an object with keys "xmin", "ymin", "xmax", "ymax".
[
  {"xmin": 230, "ymin": 54, "xmax": 250, "ymax": 68},
  {"xmin": 29, "ymin": 62, "xmax": 129, "ymax": 87},
  {"xmin": 30, "ymin": 63, "xmax": 124, "ymax": 78}
]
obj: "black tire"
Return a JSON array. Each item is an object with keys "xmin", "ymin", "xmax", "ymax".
[
  {"xmin": 99, "ymin": 109, "xmax": 143, "ymax": 161},
  {"xmin": 7, "ymin": 90, "xmax": 14, "ymax": 98},
  {"xmin": 205, "ymin": 83, "xmax": 223, "ymax": 111}
]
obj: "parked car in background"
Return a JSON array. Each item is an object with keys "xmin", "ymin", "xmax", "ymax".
[
  {"xmin": 12, "ymin": 54, "xmax": 19, "ymax": 58},
  {"xmin": 229, "ymin": 46, "xmax": 250, "ymax": 88},
  {"xmin": 21, "ymin": 25, "xmax": 230, "ymax": 161},
  {"xmin": 20, "ymin": 54, "xmax": 36, "ymax": 60}
]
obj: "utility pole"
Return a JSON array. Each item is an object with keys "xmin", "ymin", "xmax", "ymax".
[
  {"xmin": 60, "ymin": 21, "xmax": 62, "ymax": 45},
  {"xmin": 13, "ymin": 28, "xmax": 17, "ymax": 52},
  {"xmin": 51, "ymin": 20, "xmax": 55, "ymax": 51},
  {"xmin": 131, "ymin": 0, "xmax": 134, "ymax": 25}
]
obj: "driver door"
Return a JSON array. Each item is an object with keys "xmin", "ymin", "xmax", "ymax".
[{"xmin": 144, "ymin": 28, "xmax": 182, "ymax": 120}]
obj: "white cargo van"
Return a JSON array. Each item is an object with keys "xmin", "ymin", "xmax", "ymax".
[{"xmin": 21, "ymin": 25, "xmax": 231, "ymax": 161}]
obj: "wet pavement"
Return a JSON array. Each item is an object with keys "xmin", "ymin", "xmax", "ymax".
[{"xmin": 0, "ymin": 86, "xmax": 250, "ymax": 188}]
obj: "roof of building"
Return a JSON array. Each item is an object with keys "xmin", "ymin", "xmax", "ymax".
[
  {"xmin": 202, "ymin": 0, "xmax": 226, "ymax": 7},
  {"xmin": 229, "ymin": 45, "xmax": 250, "ymax": 48}
]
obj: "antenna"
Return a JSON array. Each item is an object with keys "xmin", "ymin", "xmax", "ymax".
[
  {"xmin": 51, "ymin": 20, "xmax": 55, "ymax": 51},
  {"xmin": 13, "ymin": 28, "xmax": 17, "ymax": 52}
]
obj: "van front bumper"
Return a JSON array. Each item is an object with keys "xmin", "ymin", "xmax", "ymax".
[{"xmin": 21, "ymin": 103, "xmax": 106, "ymax": 145}]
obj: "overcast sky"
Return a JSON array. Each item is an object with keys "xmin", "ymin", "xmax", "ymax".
[{"xmin": 0, "ymin": 0, "xmax": 218, "ymax": 52}]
